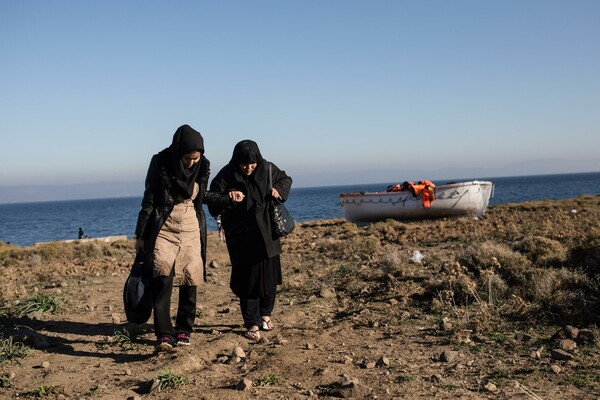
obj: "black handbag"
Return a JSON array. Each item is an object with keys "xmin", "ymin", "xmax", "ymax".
[
  {"xmin": 123, "ymin": 253, "xmax": 153, "ymax": 324},
  {"xmin": 269, "ymin": 163, "xmax": 295, "ymax": 238}
]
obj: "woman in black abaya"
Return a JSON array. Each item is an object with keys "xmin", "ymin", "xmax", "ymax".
[{"xmin": 209, "ymin": 140, "xmax": 292, "ymax": 340}]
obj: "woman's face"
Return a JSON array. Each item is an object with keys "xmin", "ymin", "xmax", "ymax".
[
  {"xmin": 181, "ymin": 151, "xmax": 202, "ymax": 169},
  {"xmin": 239, "ymin": 162, "xmax": 257, "ymax": 176}
]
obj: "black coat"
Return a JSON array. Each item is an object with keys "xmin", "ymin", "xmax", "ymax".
[
  {"xmin": 208, "ymin": 160, "xmax": 292, "ymax": 267},
  {"xmin": 135, "ymin": 151, "xmax": 227, "ymax": 281}
]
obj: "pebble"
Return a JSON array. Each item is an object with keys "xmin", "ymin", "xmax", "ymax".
[
  {"xmin": 559, "ymin": 339, "xmax": 577, "ymax": 351},
  {"xmin": 550, "ymin": 364, "xmax": 562, "ymax": 374},
  {"xmin": 484, "ymin": 383, "xmax": 498, "ymax": 393},
  {"xmin": 41, "ymin": 361, "xmax": 50, "ymax": 369},
  {"xmin": 551, "ymin": 349, "xmax": 573, "ymax": 361},
  {"xmin": 439, "ymin": 350, "xmax": 458, "ymax": 363},
  {"xmin": 376, "ymin": 356, "xmax": 390, "ymax": 367},
  {"xmin": 233, "ymin": 346, "xmax": 246, "ymax": 358},
  {"xmin": 236, "ymin": 378, "xmax": 253, "ymax": 391}
]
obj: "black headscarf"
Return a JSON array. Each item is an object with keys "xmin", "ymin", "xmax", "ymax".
[
  {"xmin": 228, "ymin": 140, "xmax": 268, "ymax": 210},
  {"xmin": 169, "ymin": 124, "xmax": 205, "ymax": 198}
]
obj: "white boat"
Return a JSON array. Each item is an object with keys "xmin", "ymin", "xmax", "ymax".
[{"xmin": 339, "ymin": 181, "xmax": 494, "ymax": 223}]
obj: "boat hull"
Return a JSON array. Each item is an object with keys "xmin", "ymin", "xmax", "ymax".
[{"xmin": 339, "ymin": 181, "xmax": 494, "ymax": 223}]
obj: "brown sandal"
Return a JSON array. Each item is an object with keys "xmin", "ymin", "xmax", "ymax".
[
  {"xmin": 261, "ymin": 317, "xmax": 274, "ymax": 331},
  {"xmin": 244, "ymin": 326, "xmax": 260, "ymax": 340}
]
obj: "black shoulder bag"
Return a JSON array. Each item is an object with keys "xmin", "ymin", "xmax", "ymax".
[{"xmin": 268, "ymin": 163, "xmax": 295, "ymax": 238}]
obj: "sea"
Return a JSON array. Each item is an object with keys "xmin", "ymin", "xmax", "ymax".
[{"xmin": 1, "ymin": 172, "xmax": 599, "ymax": 247}]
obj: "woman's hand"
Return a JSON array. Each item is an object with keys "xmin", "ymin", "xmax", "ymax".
[
  {"xmin": 271, "ymin": 188, "xmax": 282, "ymax": 200},
  {"xmin": 229, "ymin": 191, "xmax": 245, "ymax": 203}
]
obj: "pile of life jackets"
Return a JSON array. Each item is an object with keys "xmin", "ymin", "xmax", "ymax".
[{"xmin": 386, "ymin": 180, "xmax": 436, "ymax": 208}]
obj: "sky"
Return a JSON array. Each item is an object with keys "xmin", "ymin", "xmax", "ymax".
[{"xmin": 1, "ymin": 1, "xmax": 599, "ymax": 193}]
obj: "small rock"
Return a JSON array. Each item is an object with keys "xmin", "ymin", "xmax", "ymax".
[
  {"xmin": 484, "ymin": 383, "xmax": 498, "ymax": 393},
  {"xmin": 233, "ymin": 346, "xmax": 246, "ymax": 358},
  {"xmin": 209, "ymin": 260, "xmax": 220, "ymax": 269},
  {"xmin": 376, "ymin": 356, "xmax": 390, "ymax": 367},
  {"xmin": 515, "ymin": 332, "xmax": 533, "ymax": 343},
  {"xmin": 550, "ymin": 364, "xmax": 562, "ymax": 374},
  {"xmin": 217, "ymin": 355, "xmax": 228, "ymax": 363},
  {"xmin": 228, "ymin": 356, "xmax": 242, "ymax": 364},
  {"xmin": 236, "ymin": 378, "xmax": 253, "ymax": 391},
  {"xmin": 125, "ymin": 369, "xmax": 132, "ymax": 376},
  {"xmin": 112, "ymin": 314, "xmax": 121, "ymax": 324},
  {"xmin": 362, "ymin": 360, "xmax": 376, "ymax": 369},
  {"xmin": 439, "ymin": 318, "xmax": 453, "ymax": 331},
  {"xmin": 564, "ymin": 325, "xmax": 579, "ymax": 340},
  {"xmin": 319, "ymin": 287, "xmax": 337, "ymax": 299},
  {"xmin": 149, "ymin": 379, "xmax": 161, "ymax": 392},
  {"xmin": 389, "ymin": 298, "xmax": 398, "ymax": 306},
  {"xmin": 41, "ymin": 361, "xmax": 50, "ymax": 369},
  {"xmin": 439, "ymin": 350, "xmax": 458, "ymax": 363},
  {"xmin": 576, "ymin": 329, "xmax": 596, "ymax": 346},
  {"xmin": 431, "ymin": 374, "xmax": 442, "ymax": 382},
  {"xmin": 342, "ymin": 355, "xmax": 353, "ymax": 365},
  {"xmin": 306, "ymin": 343, "xmax": 315, "ymax": 350},
  {"xmin": 551, "ymin": 349, "xmax": 573, "ymax": 361},
  {"xmin": 559, "ymin": 339, "xmax": 577, "ymax": 351}
]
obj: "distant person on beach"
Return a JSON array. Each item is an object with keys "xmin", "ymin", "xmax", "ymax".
[
  {"xmin": 134, "ymin": 124, "xmax": 227, "ymax": 353},
  {"xmin": 78, "ymin": 227, "xmax": 84, "ymax": 239},
  {"xmin": 208, "ymin": 140, "xmax": 292, "ymax": 340}
]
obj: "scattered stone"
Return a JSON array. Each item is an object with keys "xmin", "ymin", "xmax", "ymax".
[
  {"xmin": 564, "ymin": 325, "xmax": 579, "ymax": 340},
  {"xmin": 335, "ymin": 376, "xmax": 369, "ymax": 398},
  {"xmin": 431, "ymin": 374, "xmax": 442, "ymax": 382},
  {"xmin": 369, "ymin": 320, "xmax": 379, "ymax": 328},
  {"xmin": 342, "ymin": 355, "xmax": 353, "ymax": 365},
  {"xmin": 217, "ymin": 355, "xmax": 228, "ymax": 363},
  {"xmin": 362, "ymin": 360, "xmax": 376, "ymax": 369},
  {"xmin": 439, "ymin": 350, "xmax": 458, "ymax": 363},
  {"xmin": 306, "ymin": 343, "xmax": 315, "ymax": 350},
  {"xmin": 210, "ymin": 329, "xmax": 221, "ymax": 335},
  {"xmin": 236, "ymin": 378, "xmax": 253, "ymax": 391},
  {"xmin": 228, "ymin": 356, "xmax": 242, "ymax": 364},
  {"xmin": 484, "ymin": 382, "xmax": 498, "ymax": 393},
  {"xmin": 439, "ymin": 317, "xmax": 453, "ymax": 331},
  {"xmin": 389, "ymin": 298, "xmax": 398, "ymax": 306},
  {"xmin": 208, "ymin": 260, "xmax": 220, "ymax": 269},
  {"xmin": 576, "ymin": 329, "xmax": 596, "ymax": 346},
  {"xmin": 515, "ymin": 332, "xmax": 533, "ymax": 343},
  {"xmin": 319, "ymin": 287, "xmax": 336, "ymax": 299},
  {"xmin": 233, "ymin": 346, "xmax": 246, "ymax": 358},
  {"xmin": 125, "ymin": 369, "xmax": 132, "ymax": 376},
  {"xmin": 149, "ymin": 379, "xmax": 161, "ymax": 392},
  {"xmin": 376, "ymin": 356, "xmax": 390, "ymax": 368},
  {"xmin": 400, "ymin": 311, "xmax": 411, "ymax": 320},
  {"xmin": 551, "ymin": 349, "xmax": 573, "ymax": 361},
  {"xmin": 550, "ymin": 364, "xmax": 562, "ymax": 374},
  {"xmin": 559, "ymin": 339, "xmax": 577, "ymax": 351},
  {"xmin": 530, "ymin": 347, "xmax": 543, "ymax": 360},
  {"xmin": 41, "ymin": 361, "xmax": 50, "ymax": 369},
  {"xmin": 112, "ymin": 314, "xmax": 121, "ymax": 324}
]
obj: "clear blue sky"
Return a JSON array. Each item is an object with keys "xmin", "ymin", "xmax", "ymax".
[{"xmin": 1, "ymin": 1, "xmax": 599, "ymax": 189}]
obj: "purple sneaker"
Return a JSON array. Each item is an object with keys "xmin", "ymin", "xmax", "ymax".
[
  {"xmin": 155, "ymin": 337, "xmax": 174, "ymax": 353},
  {"xmin": 176, "ymin": 333, "xmax": 190, "ymax": 346}
]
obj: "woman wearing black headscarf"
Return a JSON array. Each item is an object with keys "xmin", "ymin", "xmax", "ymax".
[
  {"xmin": 209, "ymin": 140, "xmax": 292, "ymax": 340},
  {"xmin": 135, "ymin": 124, "xmax": 227, "ymax": 352}
]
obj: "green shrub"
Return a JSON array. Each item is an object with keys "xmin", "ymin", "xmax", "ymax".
[
  {"xmin": 12, "ymin": 294, "xmax": 63, "ymax": 317},
  {"xmin": 0, "ymin": 336, "xmax": 32, "ymax": 364}
]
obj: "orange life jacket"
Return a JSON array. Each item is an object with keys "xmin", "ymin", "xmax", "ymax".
[{"xmin": 386, "ymin": 180, "xmax": 436, "ymax": 207}]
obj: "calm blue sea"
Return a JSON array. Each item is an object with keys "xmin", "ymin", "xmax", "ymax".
[{"xmin": 1, "ymin": 172, "xmax": 599, "ymax": 247}]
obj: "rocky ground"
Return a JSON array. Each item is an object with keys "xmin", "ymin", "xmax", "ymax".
[{"xmin": 1, "ymin": 196, "xmax": 599, "ymax": 399}]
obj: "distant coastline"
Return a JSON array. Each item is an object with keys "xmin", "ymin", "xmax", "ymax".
[{"xmin": 1, "ymin": 169, "xmax": 599, "ymax": 205}]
